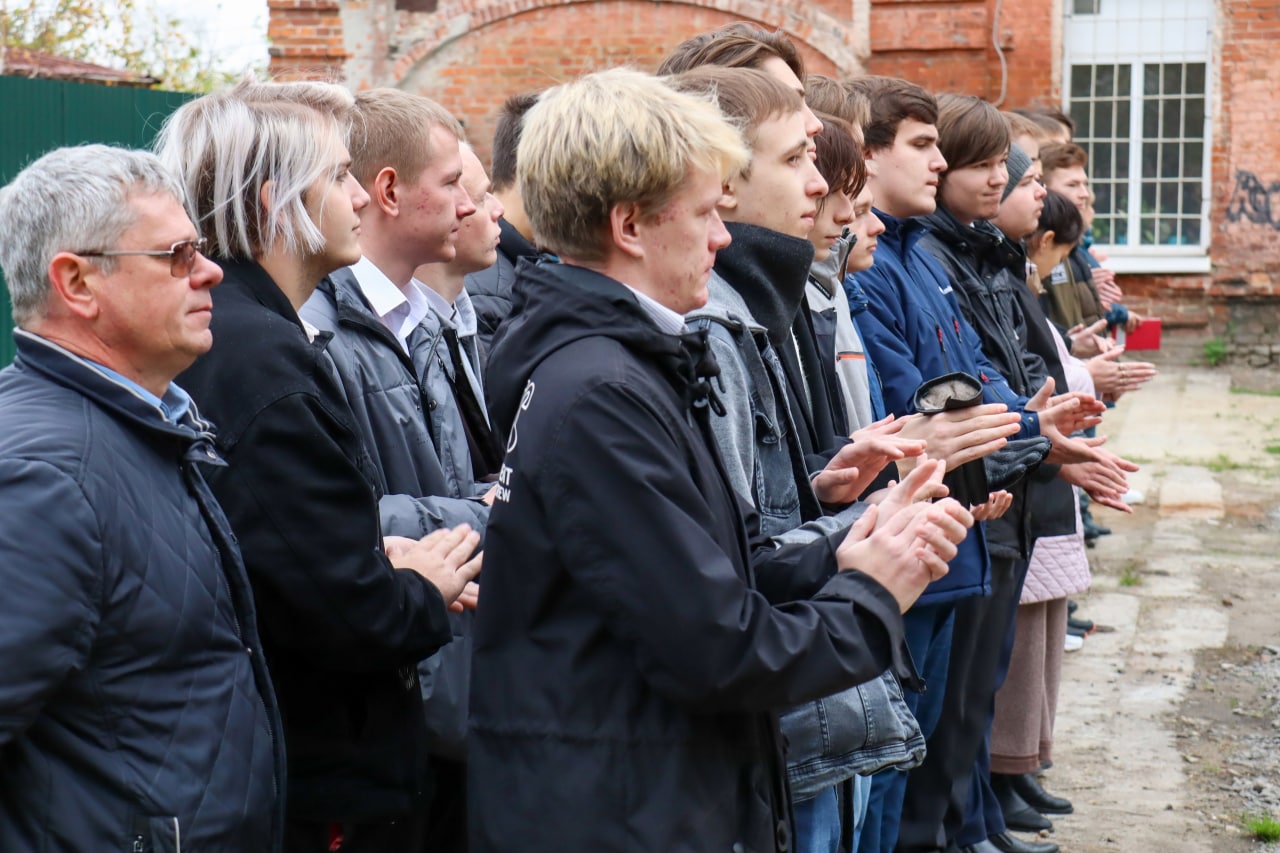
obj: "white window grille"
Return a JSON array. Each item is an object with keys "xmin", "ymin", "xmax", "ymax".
[{"xmin": 1063, "ymin": 0, "xmax": 1213, "ymax": 273}]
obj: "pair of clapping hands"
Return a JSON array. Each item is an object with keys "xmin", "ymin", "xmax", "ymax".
[{"xmin": 384, "ymin": 526, "xmax": 483, "ymax": 613}]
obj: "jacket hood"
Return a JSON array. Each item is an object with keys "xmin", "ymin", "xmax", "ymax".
[
  {"xmin": 687, "ymin": 272, "xmax": 767, "ymax": 333},
  {"xmin": 808, "ymin": 232, "xmax": 854, "ymax": 298},
  {"xmin": 713, "ymin": 222, "xmax": 814, "ymax": 345},
  {"xmin": 485, "ymin": 258, "xmax": 721, "ymax": 436}
]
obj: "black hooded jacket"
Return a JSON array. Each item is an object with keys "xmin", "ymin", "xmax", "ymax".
[
  {"xmin": 918, "ymin": 210, "xmax": 1048, "ymax": 560},
  {"xmin": 471, "ymin": 258, "xmax": 917, "ymax": 852}
]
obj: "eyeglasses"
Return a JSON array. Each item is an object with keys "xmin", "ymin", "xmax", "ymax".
[{"xmin": 75, "ymin": 237, "xmax": 208, "ymax": 279}]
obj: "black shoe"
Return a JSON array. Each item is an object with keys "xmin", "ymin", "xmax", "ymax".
[
  {"xmin": 992, "ymin": 774, "xmax": 1054, "ymax": 833},
  {"xmin": 1067, "ymin": 622, "xmax": 1089, "ymax": 637},
  {"xmin": 1011, "ymin": 772, "xmax": 1074, "ymax": 815},
  {"xmin": 1068, "ymin": 615, "xmax": 1095, "ymax": 633},
  {"xmin": 1067, "ymin": 599, "xmax": 1078, "ymax": 615},
  {"xmin": 987, "ymin": 831, "xmax": 1060, "ymax": 853}
]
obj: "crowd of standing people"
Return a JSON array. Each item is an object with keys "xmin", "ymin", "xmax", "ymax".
[{"xmin": 0, "ymin": 21, "xmax": 1155, "ymax": 853}]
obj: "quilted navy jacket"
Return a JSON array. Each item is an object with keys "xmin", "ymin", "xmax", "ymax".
[{"xmin": 0, "ymin": 330, "xmax": 284, "ymax": 852}]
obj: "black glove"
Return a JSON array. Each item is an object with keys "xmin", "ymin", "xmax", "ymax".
[
  {"xmin": 983, "ymin": 436, "xmax": 1052, "ymax": 492},
  {"xmin": 912, "ymin": 373, "xmax": 988, "ymax": 507}
]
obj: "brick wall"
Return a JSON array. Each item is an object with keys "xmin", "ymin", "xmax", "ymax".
[{"xmin": 266, "ymin": 0, "xmax": 1280, "ymax": 366}]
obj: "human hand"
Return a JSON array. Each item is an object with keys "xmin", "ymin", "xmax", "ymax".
[
  {"xmin": 893, "ymin": 405, "xmax": 1021, "ymax": 474},
  {"xmin": 1086, "ymin": 348, "xmax": 1157, "ymax": 397},
  {"xmin": 812, "ymin": 430, "xmax": 926, "ymax": 505},
  {"xmin": 1067, "ymin": 320, "xmax": 1109, "ymax": 358},
  {"xmin": 1124, "ymin": 311, "xmax": 1145, "ymax": 333},
  {"xmin": 835, "ymin": 498, "xmax": 974, "ymax": 612},
  {"xmin": 451, "ymin": 581, "xmax": 480, "ymax": 613},
  {"xmin": 876, "ymin": 456, "xmax": 950, "ymax": 523},
  {"xmin": 970, "ymin": 490, "xmax": 1012, "ymax": 522},
  {"xmin": 386, "ymin": 525, "xmax": 483, "ymax": 607}
]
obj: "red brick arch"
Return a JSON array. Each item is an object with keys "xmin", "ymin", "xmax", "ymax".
[{"xmin": 390, "ymin": 0, "xmax": 861, "ymax": 84}]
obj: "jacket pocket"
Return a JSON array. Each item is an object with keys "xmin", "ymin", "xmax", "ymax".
[{"xmin": 129, "ymin": 815, "xmax": 181, "ymax": 853}]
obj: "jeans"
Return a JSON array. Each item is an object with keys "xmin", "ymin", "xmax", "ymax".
[
  {"xmin": 858, "ymin": 602, "xmax": 956, "ymax": 853},
  {"xmin": 795, "ymin": 776, "xmax": 873, "ymax": 853}
]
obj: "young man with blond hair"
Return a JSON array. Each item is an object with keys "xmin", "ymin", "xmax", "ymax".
[{"xmin": 467, "ymin": 67, "xmax": 975, "ymax": 852}]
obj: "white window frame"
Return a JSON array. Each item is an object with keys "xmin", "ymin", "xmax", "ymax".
[{"xmin": 1062, "ymin": 0, "xmax": 1214, "ymax": 274}]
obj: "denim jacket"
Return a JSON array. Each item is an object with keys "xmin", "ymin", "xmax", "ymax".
[{"xmin": 687, "ymin": 274, "xmax": 925, "ymax": 798}]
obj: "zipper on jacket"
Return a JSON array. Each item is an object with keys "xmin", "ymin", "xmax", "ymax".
[{"xmin": 935, "ymin": 325, "xmax": 952, "ymax": 373}]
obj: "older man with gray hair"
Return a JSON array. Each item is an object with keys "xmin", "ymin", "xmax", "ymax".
[{"xmin": 0, "ymin": 144, "xmax": 284, "ymax": 851}]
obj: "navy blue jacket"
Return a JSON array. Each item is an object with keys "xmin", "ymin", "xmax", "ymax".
[
  {"xmin": 846, "ymin": 212, "xmax": 1040, "ymax": 604},
  {"xmin": 0, "ymin": 331, "xmax": 284, "ymax": 852}
]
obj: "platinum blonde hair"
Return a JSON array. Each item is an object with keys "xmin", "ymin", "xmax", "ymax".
[
  {"xmin": 517, "ymin": 67, "xmax": 749, "ymax": 261},
  {"xmin": 154, "ymin": 81, "xmax": 353, "ymax": 261},
  {"xmin": 0, "ymin": 144, "xmax": 184, "ymax": 326}
]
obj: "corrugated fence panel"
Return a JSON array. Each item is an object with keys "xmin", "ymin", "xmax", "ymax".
[{"xmin": 0, "ymin": 76, "xmax": 194, "ymax": 366}]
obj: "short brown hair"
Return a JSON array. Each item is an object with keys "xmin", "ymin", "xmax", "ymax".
[
  {"xmin": 804, "ymin": 74, "xmax": 868, "ymax": 145},
  {"xmin": 1039, "ymin": 142, "xmax": 1089, "ymax": 178},
  {"xmin": 1013, "ymin": 107, "xmax": 1074, "ymax": 140},
  {"xmin": 844, "ymin": 76, "xmax": 937, "ymax": 153},
  {"xmin": 665, "ymin": 66, "xmax": 801, "ymax": 173},
  {"xmin": 348, "ymin": 89, "xmax": 465, "ymax": 187},
  {"xmin": 813, "ymin": 112, "xmax": 867, "ymax": 201},
  {"xmin": 935, "ymin": 93, "xmax": 1009, "ymax": 173},
  {"xmin": 490, "ymin": 91, "xmax": 539, "ymax": 193},
  {"xmin": 1003, "ymin": 110, "xmax": 1046, "ymax": 144},
  {"xmin": 657, "ymin": 22, "xmax": 804, "ymax": 80}
]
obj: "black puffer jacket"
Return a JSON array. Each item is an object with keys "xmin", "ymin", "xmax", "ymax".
[
  {"xmin": 0, "ymin": 331, "xmax": 283, "ymax": 852},
  {"xmin": 918, "ymin": 210, "xmax": 1047, "ymax": 559},
  {"xmin": 470, "ymin": 259, "xmax": 917, "ymax": 853},
  {"xmin": 178, "ymin": 259, "xmax": 454, "ymax": 823}
]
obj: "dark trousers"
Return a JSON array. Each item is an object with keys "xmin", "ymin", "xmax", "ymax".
[
  {"xmin": 861, "ymin": 601, "xmax": 956, "ymax": 853},
  {"xmin": 894, "ymin": 556, "xmax": 1024, "ymax": 852},
  {"xmin": 422, "ymin": 756, "xmax": 467, "ymax": 853}
]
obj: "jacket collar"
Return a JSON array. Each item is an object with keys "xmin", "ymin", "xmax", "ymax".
[
  {"xmin": 12, "ymin": 329, "xmax": 222, "ymax": 458},
  {"xmin": 217, "ymin": 258, "xmax": 310, "ymax": 337},
  {"xmin": 713, "ymin": 222, "xmax": 815, "ymax": 345},
  {"xmin": 319, "ymin": 270, "xmax": 419, "ymax": 374},
  {"xmin": 808, "ymin": 232, "xmax": 854, "ymax": 299},
  {"xmin": 497, "ymin": 218, "xmax": 539, "ymax": 264},
  {"xmin": 873, "ymin": 208, "xmax": 931, "ymax": 259}
]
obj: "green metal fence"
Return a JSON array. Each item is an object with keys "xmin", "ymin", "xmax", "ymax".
[{"xmin": 0, "ymin": 76, "xmax": 195, "ymax": 366}]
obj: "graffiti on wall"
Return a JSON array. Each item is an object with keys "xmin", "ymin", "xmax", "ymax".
[{"xmin": 1227, "ymin": 170, "xmax": 1280, "ymax": 230}]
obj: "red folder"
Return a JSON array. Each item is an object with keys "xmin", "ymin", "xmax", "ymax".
[{"xmin": 1112, "ymin": 317, "xmax": 1162, "ymax": 351}]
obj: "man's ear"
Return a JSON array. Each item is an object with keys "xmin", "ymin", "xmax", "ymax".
[
  {"xmin": 47, "ymin": 252, "xmax": 99, "ymax": 321},
  {"xmin": 371, "ymin": 166, "xmax": 399, "ymax": 216},
  {"xmin": 608, "ymin": 200, "xmax": 645, "ymax": 260},
  {"xmin": 719, "ymin": 177, "xmax": 740, "ymax": 213}
]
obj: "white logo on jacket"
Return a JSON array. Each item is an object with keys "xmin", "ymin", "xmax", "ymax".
[{"xmin": 495, "ymin": 380, "xmax": 535, "ymax": 504}]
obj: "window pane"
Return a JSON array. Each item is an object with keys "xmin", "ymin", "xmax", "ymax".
[
  {"xmin": 1070, "ymin": 102, "xmax": 1090, "ymax": 134},
  {"xmin": 1115, "ymin": 216, "xmax": 1128, "ymax": 245},
  {"xmin": 1071, "ymin": 64, "xmax": 1092, "ymax": 95},
  {"xmin": 1182, "ymin": 218, "xmax": 1201, "ymax": 246},
  {"xmin": 1096, "ymin": 65, "xmax": 1115, "ymax": 97},
  {"xmin": 1161, "ymin": 99, "xmax": 1182, "ymax": 138},
  {"xmin": 1185, "ymin": 97, "xmax": 1205, "ymax": 135},
  {"xmin": 1119, "ymin": 64, "xmax": 1132, "ymax": 95},
  {"xmin": 1117, "ymin": 99, "xmax": 1131, "ymax": 136},
  {"xmin": 1141, "ymin": 216, "xmax": 1157, "ymax": 244},
  {"xmin": 1097, "ymin": 102, "xmax": 1115, "ymax": 138},
  {"xmin": 1163, "ymin": 63, "xmax": 1183, "ymax": 95},
  {"xmin": 1141, "ymin": 142, "xmax": 1159, "ymax": 179},
  {"xmin": 1182, "ymin": 181, "xmax": 1203, "ymax": 216},
  {"xmin": 1184, "ymin": 142, "xmax": 1203, "ymax": 178},
  {"xmin": 1144, "ymin": 65, "xmax": 1160, "ymax": 97},
  {"xmin": 1094, "ymin": 144, "xmax": 1113, "ymax": 179},
  {"xmin": 1161, "ymin": 143, "xmax": 1182, "ymax": 179},
  {"xmin": 1186, "ymin": 63, "xmax": 1206, "ymax": 95},
  {"xmin": 1074, "ymin": 0, "xmax": 1101, "ymax": 13},
  {"xmin": 1143, "ymin": 98, "xmax": 1159, "ymax": 138}
]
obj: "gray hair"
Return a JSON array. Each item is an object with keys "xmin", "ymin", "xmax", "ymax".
[
  {"xmin": 154, "ymin": 84, "xmax": 350, "ymax": 261},
  {"xmin": 0, "ymin": 144, "xmax": 184, "ymax": 326}
]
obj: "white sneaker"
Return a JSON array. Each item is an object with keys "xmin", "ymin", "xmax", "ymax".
[
  {"xmin": 1121, "ymin": 487, "xmax": 1145, "ymax": 505},
  {"xmin": 1064, "ymin": 633, "xmax": 1084, "ymax": 652}
]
